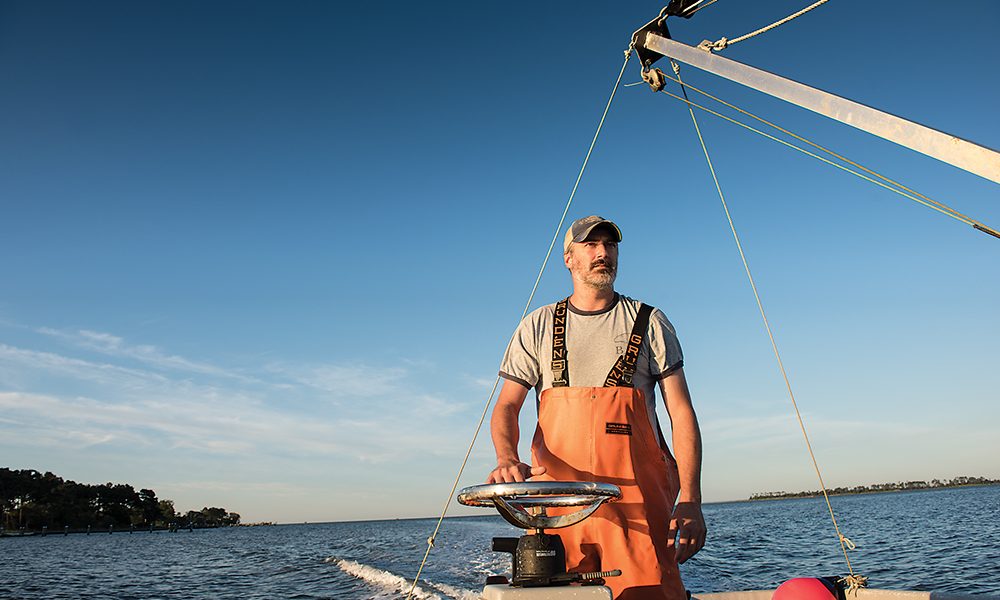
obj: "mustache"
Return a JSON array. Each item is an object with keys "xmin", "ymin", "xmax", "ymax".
[{"xmin": 590, "ymin": 259, "xmax": 616, "ymax": 270}]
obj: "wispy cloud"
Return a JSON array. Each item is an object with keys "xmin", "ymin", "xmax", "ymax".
[
  {"xmin": 162, "ymin": 480, "xmax": 311, "ymax": 496},
  {"xmin": 36, "ymin": 327, "xmax": 258, "ymax": 382},
  {"xmin": 0, "ymin": 343, "xmax": 168, "ymax": 387},
  {"xmin": 0, "ymin": 323, "xmax": 505, "ymax": 522},
  {"xmin": 265, "ymin": 362, "xmax": 408, "ymax": 398},
  {"xmin": 1, "ymin": 325, "xmax": 477, "ymax": 466},
  {"xmin": 467, "ymin": 375, "xmax": 501, "ymax": 390}
]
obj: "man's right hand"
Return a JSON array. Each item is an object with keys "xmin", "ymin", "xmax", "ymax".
[{"xmin": 487, "ymin": 460, "xmax": 547, "ymax": 483}]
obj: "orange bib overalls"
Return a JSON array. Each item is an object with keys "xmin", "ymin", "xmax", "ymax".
[{"xmin": 530, "ymin": 299, "xmax": 686, "ymax": 600}]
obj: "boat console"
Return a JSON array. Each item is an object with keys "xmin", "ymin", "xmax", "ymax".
[{"xmin": 457, "ymin": 481, "xmax": 622, "ymax": 599}]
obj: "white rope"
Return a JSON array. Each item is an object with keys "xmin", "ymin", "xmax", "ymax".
[
  {"xmin": 403, "ymin": 45, "xmax": 635, "ymax": 600},
  {"xmin": 655, "ymin": 86, "xmax": 990, "ymax": 229},
  {"xmin": 644, "ymin": 68, "xmax": 1000, "ymax": 237},
  {"xmin": 699, "ymin": 0, "xmax": 830, "ymax": 52},
  {"xmin": 670, "ymin": 58, "xmax": 861, "ymax": 580},
  {"xmin": 679, "ymin": 0, "xmax": 711, "ymax": 15},
  {"xmin": 841, "ymin": 574, "xmax": 870, "ymax": 595},
  {"xmin": 682, "ymin": 0, "xmax": 722, "ymax": 17}
]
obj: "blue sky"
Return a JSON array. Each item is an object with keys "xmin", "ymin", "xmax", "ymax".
[{"xmin": 1, "ymin": 1, "xmax": 998, "ymax": 523}]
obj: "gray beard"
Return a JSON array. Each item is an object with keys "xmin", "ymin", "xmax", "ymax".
[
  {"xmin": 578, "ymin": 267, "xmax": 616, "ymax": 290},
  {"xmin": 568, "ymin": 253, "xmax": 617, "ymax": 290}
]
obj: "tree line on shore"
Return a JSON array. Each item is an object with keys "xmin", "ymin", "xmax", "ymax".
[
  {"xmin": 1, "ymin": 468, "xmax": 240, "ymax": 532},
  {"xmin": 748, "ymin": 475, "xmax": 999, "ymax": 501}
]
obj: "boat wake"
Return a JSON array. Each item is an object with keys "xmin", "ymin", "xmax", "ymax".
[{"xmin": 327, "ymin": 558, "xmax": 480, "ymax": 600}]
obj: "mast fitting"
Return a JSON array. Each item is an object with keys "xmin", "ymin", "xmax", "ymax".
[{"xmin": 631, "ymin": 16, "xmax": 672, "ymax": 70}]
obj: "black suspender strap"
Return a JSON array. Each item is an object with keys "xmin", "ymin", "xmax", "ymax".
[
  {"xmin": 604, "ymin": 303, "xmax": 654, "ymax": 388},
  {"xmin": 550, "ymin": 298, "xmax": 569, "ymax": 387}
]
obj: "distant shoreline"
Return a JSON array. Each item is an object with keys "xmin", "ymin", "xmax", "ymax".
[
  {"xmin": 1, "ymin": 467, "xmax": 242, "ymax": 535},
  {"xmin": 747, "ymin": 476, "xmax": 999, "ymax": 502}
]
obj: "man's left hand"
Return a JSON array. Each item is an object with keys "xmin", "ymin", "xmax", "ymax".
[{"xmin": 667, "ymin": 501, "xmax": 706, "ymax": 564}]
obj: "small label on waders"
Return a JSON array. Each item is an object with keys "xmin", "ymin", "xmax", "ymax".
[
  {"xmin": 535, "ymin": 550, "xmax": 557, "ymax": 557},
  {"xmin": 606, "ymin": 422, "xmax": 632, "ymax": 436}
]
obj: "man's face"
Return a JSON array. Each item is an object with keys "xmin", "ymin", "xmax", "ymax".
[{"xmin": 565, "ymin": 227, "xmax": 619, "ymax": 290}]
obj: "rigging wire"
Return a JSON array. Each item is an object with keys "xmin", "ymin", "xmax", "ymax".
[
  {"xmin": 699, "ymin": 0, "xmax": 831, "ymax": 53},
  {"xmin": 651, "ymin": 70, "xmax": 997, "ymax": 233},
  {"xmin": 625, "ymin": 73, "xmax": 1000, "ymax": 238},
  {"xmin": 678, "ymin": 0, "xmax": 709, "ymax": 14},
  {"xmin": 680, "ymin": 0, "xmax": 722, "ymax": 17},
  {"xmin": 403, "ymin": 45, "xmax": 635, "ymax": 600},
  {"xmin": 657, "ymin": 87, "xmax": 994, "ymax": 231},
  {"xmin": 668, "ymin": 58, "xmax": 864, "ymax": 586}
]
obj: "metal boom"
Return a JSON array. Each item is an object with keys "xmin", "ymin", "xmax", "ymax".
[{"xmin": 640, "ymin": 32, "xmax": 1000, "ymax": 185}]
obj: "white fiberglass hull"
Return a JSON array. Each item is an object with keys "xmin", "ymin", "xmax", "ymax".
[
  {"xmin": 695, "ymin": 591, "xmax": 993, "ymax": 600},
  {"xmin": 483, "ymin": 586, "xmax": 997, "ymax": 600}
]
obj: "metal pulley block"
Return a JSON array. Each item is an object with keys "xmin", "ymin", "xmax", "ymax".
[{"xmin": 642, "ymin": 67, "xmax": 667, "ymax": 93}]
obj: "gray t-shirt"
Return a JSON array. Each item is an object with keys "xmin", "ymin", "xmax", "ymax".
[{"xmin": 499, "ymin": 293, "xmax": 684, "ymax": 421}]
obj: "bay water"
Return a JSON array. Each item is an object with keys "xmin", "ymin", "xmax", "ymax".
[{"xmin": 2, "ymin": 486, "xmax": 997, "ymax": 599}]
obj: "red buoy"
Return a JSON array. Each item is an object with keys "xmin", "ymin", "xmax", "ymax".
[{"xmin": 772, "ymin": 577, "xmax": 839, "ymax": 600}]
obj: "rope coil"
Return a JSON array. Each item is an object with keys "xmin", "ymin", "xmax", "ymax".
[{"xmin": 840, "ymin": 574, "xmax": 870, "ymax": 595}]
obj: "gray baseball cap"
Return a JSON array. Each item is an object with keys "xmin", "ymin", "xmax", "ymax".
[{"xmin": 563, "ymin": 215, "xmax": 622, "ymax": 253}]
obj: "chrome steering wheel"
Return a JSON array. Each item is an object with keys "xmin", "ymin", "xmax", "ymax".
[{"xmin": 457, "ymin": 481, "xmax": 621, "ymax": 530}]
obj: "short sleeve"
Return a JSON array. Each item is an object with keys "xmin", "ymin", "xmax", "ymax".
[
  {"xmin": 498, "ymin": 308, "xmax": 545, "ymax": 390},
  {"xmin": 647, "ymin": 308, "xmax": 684, "ymax": 379}
]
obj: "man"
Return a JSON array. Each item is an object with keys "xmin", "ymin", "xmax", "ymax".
[{"xmin": 487, "ymin": 215, "xmax": 706, "ymax": 600}]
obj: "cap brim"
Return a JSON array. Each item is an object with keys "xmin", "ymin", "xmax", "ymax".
[{"xmin": 573, "ymin": 221, "xmax": 622, "ymax": 243}]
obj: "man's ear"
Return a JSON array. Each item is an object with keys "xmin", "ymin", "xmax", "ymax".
[{"xmin": 563, "ymin": 250, "xmax": 572, "ymax": 269}]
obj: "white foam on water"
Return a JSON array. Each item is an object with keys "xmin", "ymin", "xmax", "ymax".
[
  {"xmin": 426, "ymin": 581, "xmax": 481, "ymax": 600},
  {"xmin": 466, "ymin": 553, "xmax": 509, "ymax": 576},
  {"xmin": 327, "ymin": 557, "xmax": 478, "ymax": 600}
]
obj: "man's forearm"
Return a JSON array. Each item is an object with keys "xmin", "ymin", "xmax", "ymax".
[
  {"xmin": 487, "ymin": 380, "xmax": 536, "ymax": 483},
  {"xmin": 491, "ymin": 400, "xmax": 522, "ymax": 464},
  {"xmin": 660, "ymin": 368, "xmax": 703, "ymax": 503},
  {"xmin": 671, "ymin": 408, "xmax": 703, "ymax": 502},
  {"xmin": 490, "ymin": 379, "xmax": 531, "ymax": 465}
]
